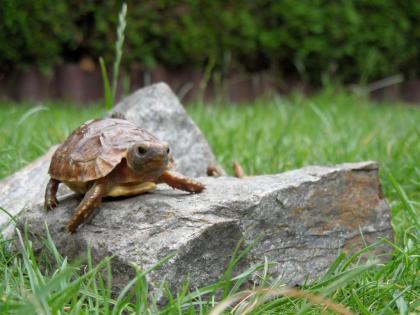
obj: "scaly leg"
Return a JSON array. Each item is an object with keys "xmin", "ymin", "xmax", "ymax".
[
  {"xmin": 44, "ymin": 178, "xmax": 60, "ymax": 210},
  {"xmin": 67, "ymin": 180, "xmax": 107, "ymax": 233},
  {"xmin": 158, "ymin": 171, "xmax": 205, "ymax": 193}
]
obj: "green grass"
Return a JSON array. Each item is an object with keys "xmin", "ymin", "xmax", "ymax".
[{"xmin": 0, "ymin": 91, "xmax": 419, "ymax": 314}]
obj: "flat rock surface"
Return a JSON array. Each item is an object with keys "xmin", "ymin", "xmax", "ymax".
[
  {"xmin": 109, "ymin": 82, "xmax": 222, "ymax": 177},
  {"xmin": 18, "ymin": 161, "xmax": 392, "ymax": 292},
  {"xmin": 0, "ymin": 83, "xmax": 221, "ymax": 236}
]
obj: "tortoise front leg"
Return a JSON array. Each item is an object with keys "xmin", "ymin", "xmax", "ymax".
[
  {"xmin": 158, "ymin": 171, "xmax": 205, "ymax": 193},
  {"xmin": 44, "ymin": 178, "xmax": 60, "ymax": 210},
  {"xmin": 67, "ymin": 179, "xmax": 108, "ymax": 233}
]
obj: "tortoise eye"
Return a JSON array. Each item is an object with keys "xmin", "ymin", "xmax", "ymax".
[
  {"xmin": 166, "ymin": 147, "xmax": 170, "ymax": 154},
  {"xmin": 137, "ymin": 146, "xmax": 147, "ymax": 155}
]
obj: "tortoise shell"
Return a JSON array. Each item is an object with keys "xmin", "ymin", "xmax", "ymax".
[{"xmin": 49, "ymin": 118, "xmax": 161, "ymax": 182}]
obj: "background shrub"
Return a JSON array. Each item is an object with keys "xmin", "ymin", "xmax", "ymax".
[
  {"xmin": 0, "ymin": 0, "xmax": 418, "ymax": 84},
  {"xmin": 0, "ymin": 0, "xmax": 73, "ymax": 73}
]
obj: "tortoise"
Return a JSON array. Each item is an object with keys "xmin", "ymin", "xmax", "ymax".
[{"xmin": 44, "ymin": 118, "xmax": 205, "ymax": 233}]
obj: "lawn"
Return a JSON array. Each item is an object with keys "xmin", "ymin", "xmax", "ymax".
[{"xmin": 0, "ymin": 91, "xmax": 419, "ymax": 314}]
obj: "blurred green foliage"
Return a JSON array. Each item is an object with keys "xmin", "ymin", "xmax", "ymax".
[
  {"xmin": 0, "ymin": 0, "xmax": 419, "ymax": 84},
  {"xmin": 0, "ymin": 0, "xmax": 74, "ymax": 73}
]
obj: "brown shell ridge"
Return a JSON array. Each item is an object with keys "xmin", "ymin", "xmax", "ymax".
[
  {"xmin": 94, "ymin": 154, "xmax": 124, "ymax": 179},
  {"xmin": 50, "ymin": 157, "xmax": 120, "ymax": 182},
  {"xmin": 70, "ymin": 136, "xmax": 102, "ymax": 162}
]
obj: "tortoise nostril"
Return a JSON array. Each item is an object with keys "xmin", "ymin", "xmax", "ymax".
[{"xmin": 137, "ymin": 146, "xmax": 147, "ymax": 155}]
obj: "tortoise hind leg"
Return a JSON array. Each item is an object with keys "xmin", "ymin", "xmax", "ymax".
[
  {"xmin": 158, "ymin": 171, "xmax": 205, "ymax": 193},
  {"xmin": 45, "ymin": 178, "xmax": 60, "ymax": 210},
  {"xmin": 67, "ymin": 179, "xmax": 107, "ymax": 234}
]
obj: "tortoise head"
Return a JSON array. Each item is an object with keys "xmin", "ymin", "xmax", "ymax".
[{"xmin": 126, "ymin": 141, "xmax": 171, "ymax": 179}]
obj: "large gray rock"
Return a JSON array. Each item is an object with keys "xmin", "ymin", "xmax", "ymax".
[
  {"xmin": 18, "ymin": 161, "xmax": 392, "ymax": 292},
  {"xmin": 0, "ymin": 147, "xmax": 73, "ymax": 237},
  {"xmin": 109, "ymin": 82, "xmax": 221, "ymax": 177},
  {"xmin": 0, "ymin": 83, "xmax": 221, "ymax": 236}
]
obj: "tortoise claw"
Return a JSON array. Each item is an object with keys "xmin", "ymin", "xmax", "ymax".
[
  {"xmin": 44, "ymin": 197, "xmax": 58, "ymax": 211},
  {"xmin": 186, "ymin": 181, "xmax": 206, "ymax": 193},
  {"xmin": 67, "ymin": 221, "xmax": 77, "ymax": 234},
  {"xmin": 45, "ymin": 178, "xmax": 60, "ymax": 211}
]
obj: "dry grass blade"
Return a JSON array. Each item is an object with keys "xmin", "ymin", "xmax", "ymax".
[{"xmin": 209, "ymin": 287, "xmax": 353, "ymax": 315}]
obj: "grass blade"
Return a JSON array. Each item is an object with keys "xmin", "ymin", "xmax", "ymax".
[
  {"xmin": 111, "ymin": 2, "xmax": 127, "ymax": 103},
  {"xmin": 99, "ymin": 57, "xmax": 112, "ymax": 110}
]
